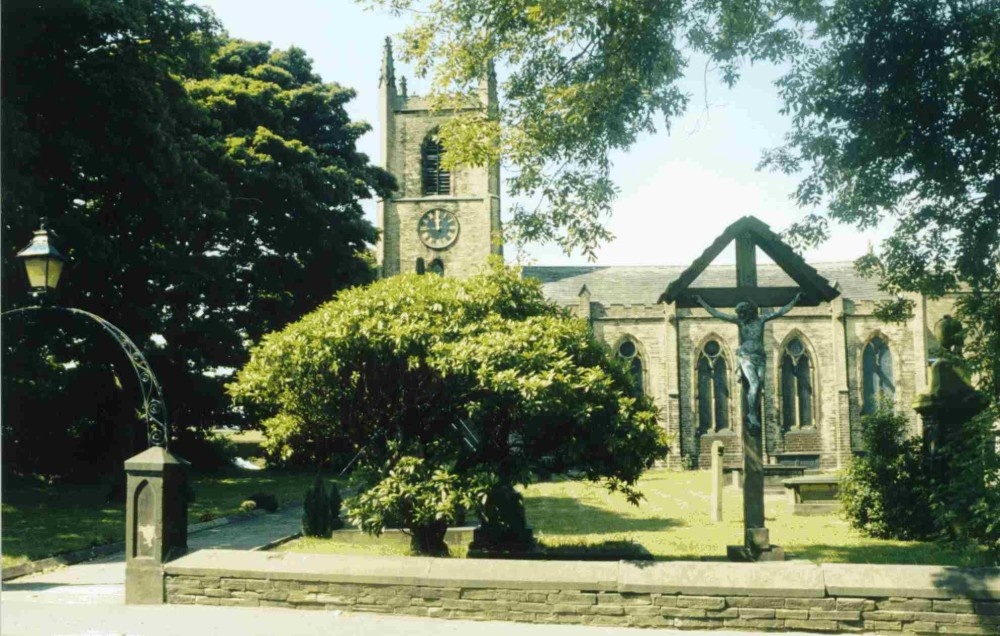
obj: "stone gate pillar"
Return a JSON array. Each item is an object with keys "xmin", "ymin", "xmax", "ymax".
[{"xmin": 124, "ymin": 447, "xmax": 190, "ymax": 604}]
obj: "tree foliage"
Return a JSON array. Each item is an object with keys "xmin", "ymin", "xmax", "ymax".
[
  {"xmin": 362, "ymin": 0, "xmax": 820, "ymax": 256},
  {"xmin": 230, "ymin": 262, "xmax": 668, "ymax": 548},
  {"xmin": 762, "ymin": 0, "xmax": 1000, "ymax": 402},
  {"xmin": 366, "ymin": 0, "xmax": 999, "ymax": 400},
  {"xmin": 1, "ymin": 0, "xmax": 391, "ymax": 474}
]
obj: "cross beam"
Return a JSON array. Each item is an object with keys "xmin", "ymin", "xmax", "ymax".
[{"xmin": 674, "ymin": 287, "xmax": 817, "ymax": 308}]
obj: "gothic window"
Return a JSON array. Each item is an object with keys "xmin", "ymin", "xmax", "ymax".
[
  {"xmin": 781, "ymin": 337, "xmax": 814, "ymax": 429},
  {"xmin": 421, "ymin": 135, "xmax": 450, "ymax": 195},
  {"xmin": 617, "ymin": 339, "xmax": 644, "ymax": 396},
  {"xmin": 697, "ymin": 340, "xmax": 730, "ymax": 433},
  {"xmin": 415, "ymin": 258, "xmax": 426, "ymax": 274},
  {"xmin": 862, "ymin": 336, "xmax": 894, "ymax": 414},
  {"xmin": 428, "ymin": 258, "xmax": 444, "ymax": 276}
]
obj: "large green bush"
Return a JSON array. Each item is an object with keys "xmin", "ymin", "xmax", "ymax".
[
  {"xmin": 928, "ymin": 408, "xmax": 1000, "ymax": 553},
  {"xmin": 230, "ymin": 261, "xmax": 668, "ymax": 553},
  {"xmin": 841, "ymin": 403, "xmax": 1000, "ymax": 558},
  {"xmin": 839, "ymin": 405, "xmax": 934, "ymax": 540}
]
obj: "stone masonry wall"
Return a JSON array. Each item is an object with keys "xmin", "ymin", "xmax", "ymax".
[
  {"xmin": 165, "ymin": 551, "xmax": 1000, "ymax": 634},
  {"xmin": 165, "ymin": 578, "xmax": 1000, "ymax": 632}
]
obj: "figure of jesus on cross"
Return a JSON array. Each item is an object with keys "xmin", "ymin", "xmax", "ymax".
[{"xmin": 693, "ymin": 292, "xmax": 804, "ymax": 431}]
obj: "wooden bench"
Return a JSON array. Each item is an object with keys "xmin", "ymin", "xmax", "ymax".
[{"xmin": 782, "ymin": 474, "xmax": 840, "ymax": 515}]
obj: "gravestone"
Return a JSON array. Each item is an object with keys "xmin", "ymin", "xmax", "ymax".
[
  {"xmin": 711, "ymin": 441, "xmax": 724, "ymax": 523},
  {"xmin": 659, "ymin": 216, "xmax": 840, "ymax": 561}
]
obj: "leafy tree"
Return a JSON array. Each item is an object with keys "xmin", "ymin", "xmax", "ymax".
[
  {"xmin": 362, "ymin": 0, "xmax": 820, "ymax": 256},
  {"xmin": 759, "ymin": 0, "xmax": 1000, "ymax": 404},
  {"xmin": 2, "ymin": 0, "xmax": 392, "ymax": 476},
  {"xmin": 229, "ymin": 262, "xmax": 667, "ymax": 552},
  {"xmin": 366, "ymin": 0, "xmax": 999, "ymax": 401}
]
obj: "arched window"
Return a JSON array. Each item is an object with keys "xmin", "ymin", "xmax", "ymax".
[
  {"xmin": 617, "ymin": 339, "xmax": 644, "ymax": 396},
  {"xmin": 428, "ymin": 258, "xmax": 444, "ymax": 276},
  {"xmin": 697, "ymin": 340, "xmax": 730, "ymax": 433},
  {"xmin": 422, "ymin": 135, "xmax": 450, "ymax": 195},
  {"xmin": 862, "ymin": 336, "xmax": 894, "ymax": 414},
  {"xmin": 781, "ymin": 337, "xmax": 814, "ymax": 429},
  {"xmin": 415, "ymin": 258, "xmax": 426, "ymax": 274}
]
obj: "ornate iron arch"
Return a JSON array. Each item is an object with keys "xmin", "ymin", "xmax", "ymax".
[{"xmin": 2, "ymin": 306, "xmax": 169, "ymax": 448}]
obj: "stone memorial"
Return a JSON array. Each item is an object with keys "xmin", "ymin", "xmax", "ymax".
[
  {"xmin": 659, "ymin": 217, "xmax": 840, "ymax": 561},
  {"xmin": 914, "ymin": 315, "xmax": 988, "ymax": 472}
]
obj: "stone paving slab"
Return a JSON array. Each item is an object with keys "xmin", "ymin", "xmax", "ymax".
[
  {"xmin": 166, "ymin": 549, "xmax": 833, "ymax": 598},
  {"xmin": 167, "ymin": 549, "xmax": 438, "ymax": 585},
  {"xmin": 821, "ymin": 563, "xmax": 1000, "ymax": 600},
  {"xmin": 617, "ymin": 561, "xmax": 825, "ymax": 597},
  {"xmin": 167, "ymin": 549, "xmax": 621, "ymax": 591}
]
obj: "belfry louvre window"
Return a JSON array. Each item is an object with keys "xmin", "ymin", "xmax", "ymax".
[
  {"xmin": 781, "ymin": 337, "xmax": 814, "ymax": 429},
  {"xmin": 697, "ymin": 340, "xmax": 730, "ymax": 433},
  {"xmin": 861, "ymin": 336, "xmax": 894, "ymax": 414},
  {"xmin": 422, "ymin": 136, "xmax": 450, "ymax": 195}
]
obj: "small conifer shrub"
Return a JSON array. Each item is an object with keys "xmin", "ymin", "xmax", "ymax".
[
  {"xmin": 329, "ymin": 482, "xmax": 344, "ymax": 531},
  {"xmin": 302, "ymin": 473, "xmax": 333, "ymax": 538}
]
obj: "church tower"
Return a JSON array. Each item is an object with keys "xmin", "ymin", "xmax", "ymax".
[{"xmin": 376, "ymin": 38, "xmax": 502, "ymax": 278}]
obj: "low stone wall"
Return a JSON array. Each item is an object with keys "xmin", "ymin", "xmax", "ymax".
[{"xmin": 165, "ymin": 550, "xmax": 1000, "ymax": 633}]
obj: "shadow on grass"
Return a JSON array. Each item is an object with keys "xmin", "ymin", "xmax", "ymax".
[
  {"xmin": 537, "ymin": 540, "xmax": 653, "ymax": 561},
  {"xmin": 525, "ymin": 495, "xmax": 682, "ymax": 535}
]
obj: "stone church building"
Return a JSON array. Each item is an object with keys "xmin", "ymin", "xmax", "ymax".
[{"xmin": 374, "ymin": 43, "xmax": 957, "ymax": 471}]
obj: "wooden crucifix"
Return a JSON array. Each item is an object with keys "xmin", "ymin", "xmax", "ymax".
[{"xmin": 659, "ymin": 216, "xmax": 840, "ymax": 561}]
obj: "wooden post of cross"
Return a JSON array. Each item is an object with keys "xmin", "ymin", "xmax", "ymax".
[{"xmin": 728, "ymin": 232, "xmax": 782, "ymax": 561}]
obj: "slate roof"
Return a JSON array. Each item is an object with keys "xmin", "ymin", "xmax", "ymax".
[{"xmin": 523, "ymin": 262, "xmax": 892, "ymax": 306}]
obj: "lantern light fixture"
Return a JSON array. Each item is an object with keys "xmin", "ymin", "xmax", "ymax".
[{"xmin": 15, "ymin": 218, "xmax": 65, "ymax": 295}]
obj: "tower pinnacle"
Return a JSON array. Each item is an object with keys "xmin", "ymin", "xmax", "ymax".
[{"xmin": 380, "ymin": 36, "xmax": 395, "ymax": 90}]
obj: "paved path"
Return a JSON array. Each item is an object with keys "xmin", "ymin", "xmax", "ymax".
[
  {"xmin": 1, "ymin": 508, "xmax": 849, "ymax": 635},
  {"xmin": 2, "ymin": 503, "xmax": 304, "ymax": 608}
]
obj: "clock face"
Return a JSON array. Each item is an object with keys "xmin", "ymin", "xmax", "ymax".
[{"xmin": 417, "ymin": 209, "xmax": 459, "ymax": 249}]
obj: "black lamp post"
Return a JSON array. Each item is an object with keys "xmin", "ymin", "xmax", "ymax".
[
  {"xmin": 4, "ymin": 220, "xmax": 170, "ymax": 448},
  {"xmin": 15, "ymin": 218, "xmax": 66, "ymax": 299}
]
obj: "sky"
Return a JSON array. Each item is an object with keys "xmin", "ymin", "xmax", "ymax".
[{"xmin": 195, "ymin": 0, "xmax": 893, "ymax": 267}]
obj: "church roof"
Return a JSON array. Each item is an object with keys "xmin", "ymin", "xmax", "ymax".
[{"xmin": 523, "ymin": 262, "xmax": 893, "ymax": 306}]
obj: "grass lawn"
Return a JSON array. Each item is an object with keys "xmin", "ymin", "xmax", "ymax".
[
  {"xmin": 1, "ymin": 468, "xmax": 322, "ymax": 569},
  {"xmin": 279, "ymin": 468, "xmax": 996, "ymax": 567}
]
